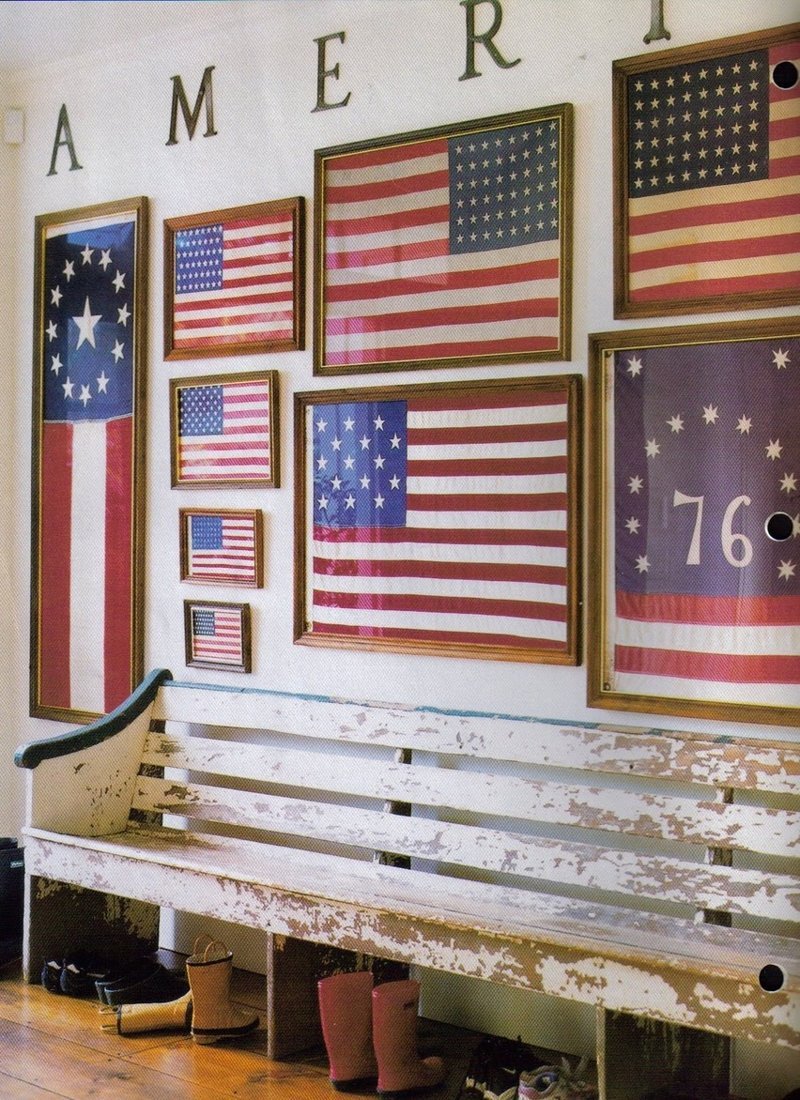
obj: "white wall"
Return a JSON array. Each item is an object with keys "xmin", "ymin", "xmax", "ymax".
[{"xmin": 2, "ymin": 1, "xmax": 798, "ymax": 1092}]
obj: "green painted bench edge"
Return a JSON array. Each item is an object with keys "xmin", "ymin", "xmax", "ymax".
[{"xmin": 14, "ymin": 668, "xmax": 173, "ymax": 769}]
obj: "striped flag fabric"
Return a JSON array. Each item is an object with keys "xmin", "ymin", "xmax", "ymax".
[
  {"xmin": 316, "ymin": 106, "xmax": 571, "ymax": 372},
  {"xmin": 173, "ymin": 373, "xmax": 276, "ymax": 486},
  {"xmin": 300, "ymin": 380, "xmax": 577, "ymax": 661},
  {"xmin": 187, "ymin": 604, "xmax": 247, "ymax": 670},
  {"xmin": 184, "ymin": 511, "xmax": 259, "ymax": 586},
  {"xmin": 34, "ymin": 206, "xmax": 142, "ymax": 719},
  {"xmin": 609, "ymin": 333, "xmax": 800, "ymax": 710},
  {"xmin": 618, "ymin": 30, "xmax": 800, "ymax": 312},
  {"xmin": 170, "ymin": 202, "xmax": 300, "ymax": 354}
]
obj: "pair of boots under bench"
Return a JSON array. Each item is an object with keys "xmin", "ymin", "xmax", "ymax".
[{"xmin": 319, "ymin": 971, "xmax": 445, "ymax": 1095}]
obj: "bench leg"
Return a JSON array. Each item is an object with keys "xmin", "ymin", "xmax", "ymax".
[
  {"xmin": 23, "ymin": 874, "xmax": 159, "ymax": 984},
  {"xmin": 598, "ymin": 1008, "xmax": 731, "ymax": 1099}
]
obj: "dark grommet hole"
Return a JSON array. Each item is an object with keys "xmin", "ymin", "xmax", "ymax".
[
  {"xmin": 772, "ymin": 60, "xmax": 799, "ymax": 90},
  {"xmin": 765, "ymin": 512, "xmax": 794, "ymax": 542},
  {"xmin": 759, "ymin": 963, "xmax": 785, "ymax": 992}
]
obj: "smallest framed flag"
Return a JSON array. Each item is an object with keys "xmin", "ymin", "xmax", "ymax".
[
  {"xmin": 170, "ymin": 369, "xmax": 279, "ymax": 488},
  {"xmin": 180, "ymin": 508, "xmax": 263, "ymax": 587},
  {"xmin": 164, "ymin": 197, "xmax": 304, "ymax": 358},
  {"xmin": 184, "ymin": 599, "xmax": 251, "ymax": 672}
]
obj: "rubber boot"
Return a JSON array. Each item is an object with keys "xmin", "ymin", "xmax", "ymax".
[
  {"xmin": 317, "ymin": 971, "xmax": 379, "ymax": 1090},
  {"xmin": 185, "ymin": 939, "xmax": 259, "ymax": 1045},
  {"xmin": 372, "ymin": 979, "xmax": 445, "ymax": 1096},
  {"xmin": 101, "ymin": 991, "xmax": 193, "ymax": 1035}
]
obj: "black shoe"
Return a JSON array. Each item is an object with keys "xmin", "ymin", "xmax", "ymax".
[
  {"xmin": 59, "ymin": 953, "xmax": 113, "ymax": 997},
  {"xmin": 98, "ymin": 960, "xmax": 189, "ymax": 1007},
  {"xmin": 41, "ymin": 957, "xmax": 63, "ymax": 993}
]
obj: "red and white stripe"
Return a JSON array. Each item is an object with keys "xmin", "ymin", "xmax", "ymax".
[
  {"xmin": 39, "ymin": 417, "xmax": 133, "ymax": 715},
  {"xmin": 174, "ymin": 213, "xmax": 295, "ymax": 350},
  {"xmin": 628, "ymin": 41, "xmax": 800, "ymax": 304},
  {"xmin": 309, "ymin": 391, "xmax": 570, "ymax": 652},
  {"xmin": 612, "ymin": 592, "xmax": 800, "ymax": 706},
  {"xmin": 323, "ymin": 139, "xmax": 561, "ymax": 368}
]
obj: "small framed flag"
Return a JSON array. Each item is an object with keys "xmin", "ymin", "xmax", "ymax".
[
  {"xmin": 588, "ymin": 315, "xmax": 800, "ymax": 727},
  {"xmin": 169, "ymin": 370, "xmax": 279, "ymax": 488},
  {"xmin": 164, "ymin": 197, "xmax": 304, "ymax": 359},
  {"xmin": 179, "ymin": 508, "xmax": 263, "ymax": 587},
  {"xmin": 30, "ymin": 196, "xmax": 148, "ymax": 723},
  {"xmin": 295, "ymin": 374, "xmax": 582, "ymax": 665},
  {"xmin": 184, "ymin": 600, "xmax": 251, "ymax": 672},
  {"xmin": 613, "ymin": 23, "xmax": 800, "ymax": 318},
  {"xmin": 313, "ymin": 104, "xmax": 573, "ymax": 374}
]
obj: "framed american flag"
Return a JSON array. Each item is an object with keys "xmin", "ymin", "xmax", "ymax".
[
  {"xmin": 184, "ymin": 599, "xmax": 252, "ymax": 673},
  {"xmin": 179, "ymin": 508, "xmax": 263, "ymax": 587},
  {"xmin": 588, "ymin": 317, "xmax": 800, "ymax": 727},
  {"xmin": 169, "ymin": 370, "xmax": 279, "ymax": 488},
  {"xmin": 164, "ymin": 197, "xmax": 304, "ymax": 359},
  {"xmin": 294, "ymin": 374, "xmax": 581, "ymax": 665},
  {"xmin": 30, "ymin": 196, "xmax": 147, "ymax": 723},
  {"xmin": 613, "ymin": 23, "xmax": 800, "ymax": 318},
  {"xmin": 313, "ymin": 104, "xmax": 573, "ymax": 375}
]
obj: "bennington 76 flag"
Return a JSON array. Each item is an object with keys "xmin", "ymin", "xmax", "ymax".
[
  {"xmin": 32, "ymin": 200, "xmax": 145, "ymax": 721},
  {"xmin": 606, "ymin": 331, "xmax": 800, "ymax": 715}
]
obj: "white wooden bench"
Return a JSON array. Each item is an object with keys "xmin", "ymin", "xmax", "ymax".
[{"xmin": 15, "ymin": 669, "xmax": 800, "ymax": 1096}]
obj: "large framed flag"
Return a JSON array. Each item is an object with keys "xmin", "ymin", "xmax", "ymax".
[
  {"xmin": 313, "ymin": 105, "xmax": 573, "ymax": 374},
  {"xmin": 613, "ymin": 23, "xmax": 800, "ymax": 318},
  {"xmin": 164, "ymin": 197, "xmax": 304, "ymax": 359},
  {"xmin": 179, "ymin": 508, "xmax": 263, "ymax": 587},
  {"xmin": 169, "ymin": 370, "xmax": 279, "ymax": 488},
  {"xmin": 588, "ymin": 317, "xmax": 800, "ymax": 727},
  {"xmin": 30, "ymin": 197, "xmax": 148, "ymax": 723},
  {"xmin": 295, "ymin": 375, "xmax": 581, "ymax": 665}
]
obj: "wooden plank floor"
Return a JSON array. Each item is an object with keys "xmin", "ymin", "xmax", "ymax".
[{"xmin": 0, "ymin": 954, "xmax": 482, "ymax": 1099}]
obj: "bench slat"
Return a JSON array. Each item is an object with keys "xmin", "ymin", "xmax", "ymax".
[
  {"xmin": 142, "ymin": 730, "xmax": 800, "ymax": 858},
  {"xmin": 154, "ymin": 683, "xmax": 800, "ymax": 794},
  {"xmin": 133, "ymin": 774, "xmax": 800, "ymax": 923}
]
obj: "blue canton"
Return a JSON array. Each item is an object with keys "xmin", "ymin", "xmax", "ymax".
[
  {"xmin": 313, "ymin": 401, "xmax": 408, "ymax": 528},
  {"xmin": 448, "ymin": 119, "xmax": 561, "ymax": 254},
  {"xmin": 175, "ymin": 224, "xmax": 224, "ymax": 294},
  {"xmin": 193, "ymin": 609, "xmax": 217, "ymax": 636},
  {"xmin": 191, "ymin": 515, "xmax": 223, "ymax": 550},
  {"xmin": 179, "ymin": 385, "xmax": 224, "ymax": 437}
]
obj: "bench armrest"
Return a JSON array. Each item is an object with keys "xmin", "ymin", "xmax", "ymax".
[
  {"xmin": 15, "ymin": 669, "xmax": 172, "ymax": 836},
  {"xmin": 15, "ymin": 669, "xmax": 172, "ymax": 769}
]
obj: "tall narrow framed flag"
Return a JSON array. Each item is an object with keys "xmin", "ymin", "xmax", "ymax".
[
  {"xmin": 169, "ymin": 370, "xmax": 279, "ymax": 488},
  {"xmin": 30, "ymin": 196, "xmax": 148, "ymax": 722},
  {"xmin": 613, "ymin": 23, "xmax": 800, "ymax": 318},
  {"xmin": 164, "ymin": 197, "xmax": 304, "ymax": 359},
  {"xmin": 179, "ymin": 508, "xmax": 263, "ymax": 587},
  {"xmin": 184, "ymin": 599, "xmax": 251, "ymax": 672},
  {"xmin": 588, "ymin": 316, "xmax": 800, "ymax": 727},
  {"xmin": 295, "ymin": 374, "xmax": 581, "ymax": 664},
  {"xmin": 313, "ymin": 105, "xmax": 573, "ymax": 374}
]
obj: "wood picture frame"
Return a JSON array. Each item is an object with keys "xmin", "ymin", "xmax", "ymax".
[
  {"xmin": 184, "ymin": 599, "xmax": 252, "ymax": 672},
  {"xmin": 612, "ymin": 22, "xmax": 800, "ymax": 318},
  {"xmin": 313, "ymin": 104, "xmax": 573, "ymax": 375},
  {"xmin": 30, "ymin": 195, "xmax": 148, "ymax": 722},
  {"xmin": 169, "ymin": 369, "xmax": 279, "ymax": 488},
  {"xmin": 164, "ymin": 197, "xmax": 304, "ymax": 359},
  {"xmin": 295, "ymin": 373, "xmax": 581, "ymax": 665},
  {"xmin": 588, "ymin": 315, "xmax": 800, "ymax": 726},
  {"xmin": 179, "ymin": 508, "xmax": 263, "ymax": 588}
]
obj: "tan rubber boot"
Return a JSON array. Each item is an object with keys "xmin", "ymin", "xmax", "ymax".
[
  {"xmin": 372, "ymin": 979, "xmax": 445, "ymax": 1095},
  {"xmin": 101, "ymin": 991, "xmax": 193, "ymax": 1035},
  {"xmin": 318, "ymin": 970, "xmax": 379, "ymax": 1089},
  {"xmin": 185, "ymin": 938, "xmax": 259, "ymax": 1045}
]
